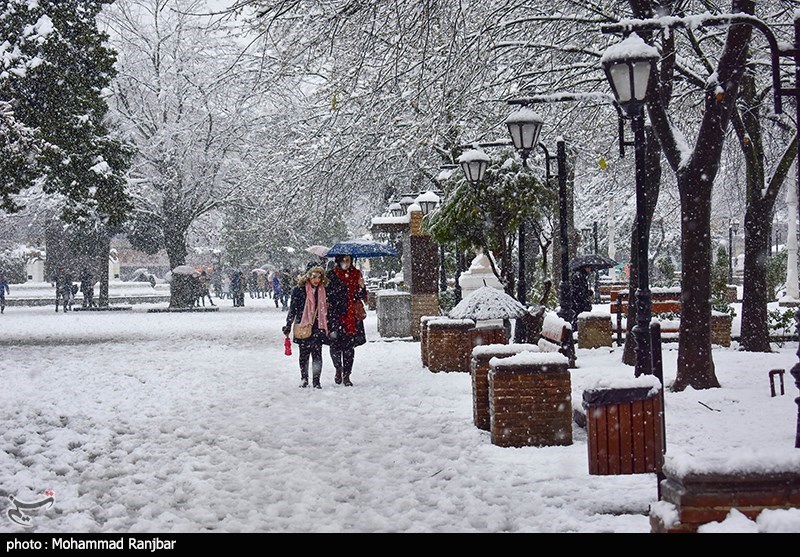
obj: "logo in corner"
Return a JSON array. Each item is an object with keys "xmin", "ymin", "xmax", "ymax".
[{"xmin": 6, "ymin": 491, "xmax": 55, "ymax": 528}]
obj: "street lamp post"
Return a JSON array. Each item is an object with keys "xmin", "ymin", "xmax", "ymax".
[
  {"xmin": 601, "ymin": 33, "xmax": 660, "ymax": 378},
  {"xmin": 502, "ymin": 108, "xmax": 572, "ymax": 338},
  {"xmin": 729, "ymin": 219, "xmax": 739, "ymax": 285},
  {"xmin": 594, "ymin": 221, "xmax": 601, "ymax": 303}
]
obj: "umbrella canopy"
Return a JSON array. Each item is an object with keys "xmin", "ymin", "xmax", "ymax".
[
  {"xmin": 305, "ymin": 245, "xmax": 331, "ymax": 258},
  {"xmin": 172, "ymin": 265, "xmax": 200, "ymax": 277},
  {"xmin": 448, "ymin": 286, "xmax": 528, "ymax": 320},
  {"xmin": 252, "ymin": 268, "xmax": 268, "ymax": 274},
  {"xmin": 327, "ymin": 239, "xmax": 398, "ymax": 258},
  {"xmin": 569, "ymin": 254, "xmax": 617, "ymax": 273}
]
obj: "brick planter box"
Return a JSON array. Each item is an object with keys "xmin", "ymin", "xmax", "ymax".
[
  {"xmin": 489, "ymin": 353, "xmax": 572, "ymax": 447},
  {"xmin": 472, "ymin": 323, "xmax": 507, "ymax": 348},
  {"xmin": 583, "ymin": 386, "xmax": 664, "ymax": 475},
  {"xmin": 577, "ymin": 312, "xmax": 612, "ymax": 349},
  {"xmin": 711, "ymin": 312, "xmax": 732, "ymax": 347},
  {"xmin": 471, "ymin": 343, "xmax": 540, "ymax": 431},
  {"xmin": 427, "ymin": 318, "xmax": 476, "ymax": 373},
  {"xmin": 420, "ymin": 315, "xmax": 447, "ymax": 368},
  {"xmin": 650, "ymin": 465, "xmax": 800, "ymax": 533}
]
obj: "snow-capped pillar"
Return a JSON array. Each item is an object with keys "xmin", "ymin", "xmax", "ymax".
[{"xmin": 786, "ymin": 169, "xmax": 799, "ymax": 300}]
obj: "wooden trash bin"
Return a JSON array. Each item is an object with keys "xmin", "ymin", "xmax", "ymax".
[
  {"xmin": 489, "ymin": 352, "xmax": 572, "ymax": 447},
  {"xmin": 471, "ymin": 343, "xmax": 540, "ymax": 431},
  {"xmin": 583, "ymin": 386, "xmax": 665, "ymax": 475},
  {"xmin": 427, "ymin": 318, "xmax": 476, "ymax": 373}
]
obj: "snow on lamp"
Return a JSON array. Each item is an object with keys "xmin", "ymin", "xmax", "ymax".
[
  {"xmin": 388, "ymin": 202, "xmax": 403, "ymax": 217},
  {"xmin": 600, "ymin": 34, "xmax": 659, "ymax": 117},
  {"xmin": 505, "ymin": 107, "xmax": 544, "ymax": 166},
  {"xmin": 458, "ymin": 149, "xmax": 491, "ymax": 186},
  {"xmin": 415, "ymin": 190, "xmax": 440, "ymax": 215}
]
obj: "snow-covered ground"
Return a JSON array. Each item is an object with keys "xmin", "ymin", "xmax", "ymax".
[{"xmin": 1, "ymin": 297, "xmax": 799, "ymax": 533}]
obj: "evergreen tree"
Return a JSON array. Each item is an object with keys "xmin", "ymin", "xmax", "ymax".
[{"xmin": 0, "ymin": 0, "xmax": 132, "ymax": 226}]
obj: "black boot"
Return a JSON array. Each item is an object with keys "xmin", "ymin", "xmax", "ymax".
[
  {"xmin": 334, "ymin": 369, "xmax": 342, "ymax": 384},
  {"xmin": 343, "ymin": 373, "xmax": 353, "ymax": 387},
  {"xmin": 299, "ymin": 373, "xmax": 308, "ymax": 388},
  {"xmin": 312, "ymin": 376, "xmax": 321, "ymax": 389}
]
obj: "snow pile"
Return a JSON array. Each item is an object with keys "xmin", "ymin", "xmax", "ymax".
[
  {"xmin": 471, "ymin": 343, "xmax": 540, "ymax": 358},
  {"xmin": 489, "ymin": 351, "xmax": 569, "ymax": 368},
  {"xmin": 448, "ymin": 286, "xmax": 528, "ymax": 320},
  {"xmin": 541, "ymin": 312, "xmax": 571, "ymax": 338}
]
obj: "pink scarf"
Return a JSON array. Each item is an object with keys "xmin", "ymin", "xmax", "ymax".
[{"xmin": 301, "ymin": 282, "xmax": 328, "ymax": 333}]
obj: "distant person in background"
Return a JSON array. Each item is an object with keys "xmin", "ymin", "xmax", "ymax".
[
  {"xmin": 197, "ymin": 270, "xmax": 215, "ymax": 307},
  {"xmin": 271, "ymin": 271, "xmax": 283, "ymax": 309},
  {"xmin": 231, "ymin": 268, "xmax": 244, "ymax": 307},
  {"xmin": 0, "ymin": 274, "xmax": 9, "ymax": 314},
  {"xmin": 55, "ymin": 268, "xmax": 74, "ymax": 312},
  {"xmin": 256, "ymin": 271, "xmax": 267, "ymax": 298},
  {"xmin": 569, "ymin": 265, "xmax": 593, "ymax": 330},
  {"xmin": 79, "ymin": 268, "xmax": 96, "ymax": 308},
  {"xmin": 249, "ymin": 270, "xmax": 259, "ymax": 299}
]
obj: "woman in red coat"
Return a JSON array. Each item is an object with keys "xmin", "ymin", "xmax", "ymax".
[{"xmin": 326, "ymin": 254, "xmax": 367, "ymax": 386}]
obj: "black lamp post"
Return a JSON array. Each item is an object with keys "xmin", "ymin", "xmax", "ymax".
[
  {"xmin": 594, "ymin": 221, "xmax": 601, "ymax": 303},
  {"xmin": 728, "ymin": 219, "xmax": 739, "ymax": 285},
  {"xmin": 505, "ymin": 107, "xmax": 546, "ymax": 307},
  {"xmin": 601, "ymin": 33, "xmax": 660, "ymax": 378},
  {"xmin": 388, "ymin": 202, "xmax": 403, "ymax": 217}
]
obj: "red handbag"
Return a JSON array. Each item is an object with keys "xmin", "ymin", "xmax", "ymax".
[{"xmin": 284, "ymin": 336, "xmax": 292, "ymax": 356}]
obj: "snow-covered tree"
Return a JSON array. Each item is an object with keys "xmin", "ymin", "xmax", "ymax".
[{"xmin": 104, "ymin": 0, "xmax": 267, "ymax": 269}]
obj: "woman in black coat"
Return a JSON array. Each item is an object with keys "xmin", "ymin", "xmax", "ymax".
[
  {"xmin": 282, "ymin": 266, "xmax": 330, "ymax": 388},
  {"xmin": 326, "ymin": 254, "xmax": 367, "ymax": 386}
]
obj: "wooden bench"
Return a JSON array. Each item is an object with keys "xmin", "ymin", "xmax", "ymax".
[
  {"xmin": 611, "ymin": 289, "xmax": 681, "ymax": 345},
  {"xmin": 537, "ymin": 312, "xmax": 576, "ymax": 368}
]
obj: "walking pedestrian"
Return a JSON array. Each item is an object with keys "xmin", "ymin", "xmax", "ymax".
[
  {"xmin": 198, "ymin": 270, "xmax": 216, "ymax": 307},
  {"xmin": 271, "ymin": 271, "xmax": 283, "ymax": 309},
  {"xmin": 231, "ymin": 268, "xmax": 245, "ymax": 307},
  {"xmin": 326, "ymin": 254, "xmax": 367, "ymax": 386},
  {"xmin": 570, "ymin": 265, "xmax": 593, "ymax": 330},
  {"xmin": 282, "ymin": 265, "xmax": 329, "ymax": 389},
  {"xmin": 55, "ymin": 268, "xmax": 74, "ymax": 312},
  {"xmin": 0, "ymin": 274, "xmax": 9, "ymax": 314},
  {"xmin": 79, "ymin": 268, "xmax": 96, "ymax": 308}
]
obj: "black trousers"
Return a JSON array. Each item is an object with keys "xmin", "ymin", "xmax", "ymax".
[
  {"xmin": 330, "ymin": 346, "xmax": 355, "ymax": 375},
  {"xmin": 299, "ymin": 343, "xmax": 323, "ymax": 380}
]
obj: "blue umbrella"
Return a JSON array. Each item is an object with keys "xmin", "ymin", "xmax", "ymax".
[{"xmin": 326, "ymin": 239, "xmax": 398, "ymax": 258}]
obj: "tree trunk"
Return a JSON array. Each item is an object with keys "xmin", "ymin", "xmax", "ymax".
[
  {"xmin": 674, "ymin": 177, "xmax": 719, "ymax": 390},
  {"xmin": 97, "ymin": 232, "xmax": 111, "ymax": 308},
  {"xmin": 165, "ymin": 223, "xmax": 190, "ymax": 309},
  {"xmin": 740, "ymin": 197, "xmax": 773, "ymax": 351}
]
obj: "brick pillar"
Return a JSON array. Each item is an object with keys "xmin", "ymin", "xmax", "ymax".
[
  {"xmin": 577, "ymin": 313, "xmax": 612, "ymax": 349},
  {"xmin": 711, "ymin": 312, "xmax": 732, "ymax": 347},
  {"xmin": 411, "ymin": 294, "xmax": 440, "ymax": 340},
  {"xmin": 405, "ymin": 207, "xmax": 440, "ymax": 340},
  {"xmin": 471, "ymin": 343, "xmax": 541, "ymax": 431},
  {"xmin": 427, "ymin": 319, "xmax": 475, "ymax": 373},
  {"xmin": 489, "ymin": 353, "xmax": 572, "ymax": 447}
]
